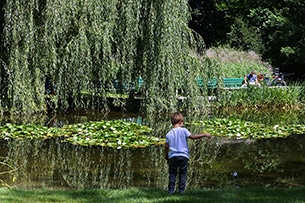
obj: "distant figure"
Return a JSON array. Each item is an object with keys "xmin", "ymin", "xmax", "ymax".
[
  {"xmin": 271, "ymin": 72, "xmax": 286, "ymax": 86},
  {"xmin": 165, "ymin": 112, "xmax": 211, "ymax": 194},
  {"xmin": 257, "ymin": 72, "xmax": 264, "ymax": 82},
  {"xmin": 243, "ymin": 70, "xmax": 260, "ymax": 86}
]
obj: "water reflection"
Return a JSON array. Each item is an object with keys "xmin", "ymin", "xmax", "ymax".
[
  {"xmin": 1, "ymin": 134, "xmax": 305, "ymax": 189},
  {"xmin": 0, "ymin": 138, "xmax": 168, "ymax": 189},
  {"xmin": 194, "ymin": 135, "xmax": 305, "ymax": 188},
  {"xmin": 0, "ymin": 110, "xmax": 140, "ymax": 127}
]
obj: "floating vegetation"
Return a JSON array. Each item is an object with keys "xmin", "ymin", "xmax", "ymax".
[
  {"xmin": 62, "ymin": 120, "xmax": 163, "ymax": 148},
  {"xmin": 0, "ymin": 120, "xmax": 164, "ymax": 149},
  {"xmin": 0, "ymin": 123, "xmax": 62, "ymax": 139},
  {"xmin": 193, "ymin": 118, "xmax": 305, "ymax": 139}
]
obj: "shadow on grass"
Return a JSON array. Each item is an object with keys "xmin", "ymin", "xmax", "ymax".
[{"xmin": 1, "ymin": 187, "xmax": 305, "ymax": 203}]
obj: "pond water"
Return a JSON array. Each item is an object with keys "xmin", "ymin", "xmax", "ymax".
[{"xmin": 0, "ymin": 110, "xmax": 305, "ymax": 189}]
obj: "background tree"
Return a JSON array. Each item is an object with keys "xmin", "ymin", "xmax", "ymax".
[
  {"xmin": 189, "ymin": 0, "xmax": 305, "ymax": 78},
  {"xmin": 188, "ymin": 0, "xmax": 228, "ymax": 46},
  {"xmin": 0, "ymin": 0, "xmax": 207, "ymax": 114}
]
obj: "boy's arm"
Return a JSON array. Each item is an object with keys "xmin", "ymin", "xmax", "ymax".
[
  {"xmin": 164, "ymin": 143, "xmax": 169, "ymax": 161},
  {"xmin": 189, "ymin": 133, "xmax": 211, "ymax": 140}
]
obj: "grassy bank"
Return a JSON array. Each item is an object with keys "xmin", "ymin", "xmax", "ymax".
[
  {"xmin": 205, "ymin": 47, "xmax": 272, "ymax": 78},
  {"xmin": 214, "ymin": 84, "xmax": 305, "ymax": 109},
  {"xmin": 1, "ymin": 187, "xmax": 305, "ymax": 203}
]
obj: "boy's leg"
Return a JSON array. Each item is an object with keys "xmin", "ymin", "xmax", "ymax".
[
  {"xmin": 178, "ymin": 156, "xmax": 188, "ymax": 193},
  {"xmin": 168, "ymin": 157, "xmax": 178, "ymax": 193}
]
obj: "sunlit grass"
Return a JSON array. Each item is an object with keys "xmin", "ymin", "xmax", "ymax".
[
  {"xmin": 205, "ymin": 47, "xmax": 272, "ymax": 79},
  {"xmin": 214, "ymin": 85, "xmax": 304, "ymax": 109},
  {"xmin": 0, "ymin": 187, "xmax": 305, "ymax": 203},
  {"xmin": 212, "ymin": 108, "xmax": 305, "ymax": 126}
]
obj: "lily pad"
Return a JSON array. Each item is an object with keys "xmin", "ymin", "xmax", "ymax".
[
  {"xmin": 193, "ymin": 118, "xmax": 305, "ymax": 139},
  {"xmin": 0, "ymin": 120, "xmax": 165, "ymax": 148}
]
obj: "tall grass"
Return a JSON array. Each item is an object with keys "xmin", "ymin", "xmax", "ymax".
[
  {"xmin": 215, "ymin": 84, "xmax": 304, "ymax": 110},
  {"xmin": 204, "ymin": 47, "xmax": 273, "ymax": 79}
]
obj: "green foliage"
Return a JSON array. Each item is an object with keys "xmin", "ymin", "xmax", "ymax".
[
  {"xmin": 190, "ymin": 0, "xmax": 305, "ymax": 70},
  {"xmin": 204, "ymin": 47, "xmax": 272, "ymax": 78},
  {"xmin": 1, "ymin": 0, "xmax": 206, "ymax": 114},
  {"xmin": 0, "ymin": 123, "xmax": 61, "ymax": 139},
  {"xmin": 62, "ymin": 120, "xmax": 163, "ymax": 148},
  {"xmin": 215, "ymin": 85, "xmax": 303, "ymax": 109},
  {"xmin": 214, "ymin": 108, "xmax": 305, "ymax": 126},
  {"xmin": 0, "ymin": 120, "xmax": 164, "ymax": 148},
  {"xmin": 193, "ymin": 118, "xmax": 305, "ymax": 139},
  {"xmin": 2, "ymin": 0, "xmax": 303, "ymax": 115},
  {"xmin": 228, "ymin": 17, "xmax": 265, "ymax": 54},
  {"xmin": 229, "ymin": 0, "xmax": 305, "ymax": 68}
]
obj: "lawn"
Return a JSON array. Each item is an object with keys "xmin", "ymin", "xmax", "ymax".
[{"xmin": 0, "ymin": 187, "xmax": 305, "ymax": 203}]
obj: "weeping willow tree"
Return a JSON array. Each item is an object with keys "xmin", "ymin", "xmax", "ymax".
[{"xmin": 1, "ymin": 0, "xmax": 209, "ymax": 115}]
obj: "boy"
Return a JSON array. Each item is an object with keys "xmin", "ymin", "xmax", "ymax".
[{"xmin": 164, "ymin": 112, "xmax": 211, "ymax": 194}]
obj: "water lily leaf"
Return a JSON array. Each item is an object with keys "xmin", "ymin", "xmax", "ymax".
[{"xmin": 193, "ymin": 118, "xmax": 305, "ymax": 140}]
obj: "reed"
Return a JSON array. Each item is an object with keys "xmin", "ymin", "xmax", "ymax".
[
  {"xmin": 214, "ymin": 84, "xmax": 304, "ymax": 110},
  {"xmin": 204, "ymin": 47, "xmax": 272, "ymax": 79}
]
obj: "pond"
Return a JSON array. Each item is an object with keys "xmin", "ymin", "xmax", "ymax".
[{"xmin": 0, "ymin": 110, "xmax": 305, "ymax": 189}]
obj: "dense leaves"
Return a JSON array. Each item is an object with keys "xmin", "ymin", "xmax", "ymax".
[
  {"xmin": 189, "ymin": 0, "xmax": 305, "ymax": 74},
  {"xmin": 193, "ymin": 118, "xmax": 305, "ymax": 139},
  {"xmin": 0, "ymin": 120, "xmax": 164, "ymax": 148},
  {"xmin": 0, "ymin": 0, "xmax": 206, "ymax": 114}
]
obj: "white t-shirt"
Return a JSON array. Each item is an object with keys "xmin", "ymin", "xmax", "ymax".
[{"xmin": 166, "ymin": 127, "xmax": 191, "ymax": 159}]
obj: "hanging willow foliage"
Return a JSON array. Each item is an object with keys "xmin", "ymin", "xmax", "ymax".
[{"xmin": 1, "ymin": 0, "xmax": 209, "ymax": 115}]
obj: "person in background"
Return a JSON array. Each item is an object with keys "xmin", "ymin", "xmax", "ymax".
[
  {"xmin": 164, "ymin": 112, "xmax": 211, "ymax": 194},
  {"xmin": 243, "ymin": 70, "xmax": 259, "ymax": 86},
  {"xmin": 256, "ymin": 72, "xmax": 265, "ymax": 86},
  {"xmin": 257, "ymin": 72, "xmax": 264, "ymax": 83}
]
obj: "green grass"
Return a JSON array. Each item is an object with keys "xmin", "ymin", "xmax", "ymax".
[
  {"xmin": 205, "ymin": 47, "xmax": 272, "ymax": 78},
  {"xmin": 214, "ymin": 85, "xmax": 304, "ymax": 109},
  {"xmin": 0, "ymin": 187, "xmax": 305, "ymax": 203}
]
